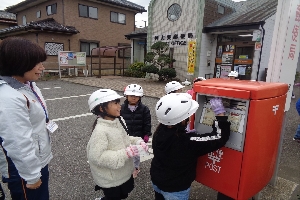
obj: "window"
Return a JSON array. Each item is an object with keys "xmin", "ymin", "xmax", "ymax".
[
  {"xmin": 218, "ymin": 5, "xmax": 225, "ymax": 14},
  {"xmin": 22, "ymin": 15, "xmax": 26, "ymax": 25},
  {"xmin": 111, "ymin": 12, "xmax": 126, "ymax": 24},
  {"xmin": 46, "ymin": 3, "xmax": 57, "ymax": 15},
  {"xmin": 118, "ymin": 43, "xmax": 131, "ymax": 58},
  {"xmin": 167, "ymin": 3, "xmax": 182, "ymax": 22},
  {"xmin": 45, "ymin": 42, "xmax": 64, "ymax": 56},
  {"xmin": 37, "ymin": 10, "xmax": 41, "ymax": 18},
  {"xmin": 79, "ymin": 4, "xmax": 98, "ymax": 19},
  {"xmin": 80, "ymin": 41, "xmax": 99, "ymax": 56}
]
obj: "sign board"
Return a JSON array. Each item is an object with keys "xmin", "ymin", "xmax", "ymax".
[
  {"xmin": 187, "ymin": 39, "xmax": 197, "ymax": 75},
  {"xmin": 266, "ymin": 0, "xmax": 300, "ymax": 111},
  {"xmin": 58, "ymin": 51, "xmax": 86, "ymax": 79}
]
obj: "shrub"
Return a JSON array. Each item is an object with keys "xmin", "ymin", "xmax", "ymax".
[
  {"xmin": 141, "ymin": 65, "xmax": 159, "ymax": 74},
  {"xmin": 123, "ymin": 62, "xmax": 146, "ymax": 78},
  {"xmin": 157, "ymin": 68, "xmax": 176, "ymax": 81}
]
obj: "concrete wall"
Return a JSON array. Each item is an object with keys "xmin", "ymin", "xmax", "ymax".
[{"xmin": 256, "ymin": 14, "xmax": 276, "ymax": 81}]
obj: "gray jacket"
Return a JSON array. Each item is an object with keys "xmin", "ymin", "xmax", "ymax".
[{"xmin": 0, "ymin": 76, "xmax": 52, "ymax": 184}]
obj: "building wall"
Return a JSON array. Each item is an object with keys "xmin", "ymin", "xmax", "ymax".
[
  {"xmin": 203, "ymin": 0, "xmax": 235, "ymax": 27},
  {"xmin": 148, "ymin": 0, "xmax": 236, "ymax": 81},
  {"xmin": 198, "ymin": 33, "xmax": 218, "ymax": 78},
  {"xmin": 10, "ymin": 0, "xmax": 137, "ymax": 72},
  {"xmin": 257, "ymin": 14, "xmax": 276, "ymax": 81}
]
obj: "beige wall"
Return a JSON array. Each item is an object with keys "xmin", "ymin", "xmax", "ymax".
[{"xmin": 10, "ymin": 0, "xmax": 136, "ymax": 72}]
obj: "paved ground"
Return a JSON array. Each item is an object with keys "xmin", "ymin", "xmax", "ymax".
[{"xmin": 1, "ymin": 76, "xmax": 299, "ymax": 200}]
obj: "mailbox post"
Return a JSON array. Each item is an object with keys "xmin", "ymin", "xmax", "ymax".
[{"xmin": 192, "ymin": 78, "xmax": 288, "ymax": 200}]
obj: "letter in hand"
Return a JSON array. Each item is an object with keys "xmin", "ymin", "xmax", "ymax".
[
  {"xmin": 125, "ymin": 145, "xmax": 139, "ymax": 158},
  {"xmin": 26, "ymin": 179, "xmax": 42, "ymax": 189},
  {"xmin": 210, "ymin": 97, "xmax": 226, "ymax": 116}
]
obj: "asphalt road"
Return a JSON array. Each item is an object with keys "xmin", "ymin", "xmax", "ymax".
[{"xmin": 1, "ymin": 80, "xmax": 299, "ymax": 200}]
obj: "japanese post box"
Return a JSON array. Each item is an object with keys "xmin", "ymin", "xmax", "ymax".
[{"xmin": 191, "ymin": 78, "xmax": 288, "ymax": 200}]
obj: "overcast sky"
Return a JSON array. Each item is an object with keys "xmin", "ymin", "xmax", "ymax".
[{"xmin": 0, "ymin": 0, "xmax": 246, "ymax": 27}]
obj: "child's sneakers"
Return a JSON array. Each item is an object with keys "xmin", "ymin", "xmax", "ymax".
[
  {"xmin": 133, "ymin": 168, "xmax": 140, "ymax": 178},
  {"xmin": 293, "ymin": 137, "xmax": 300, "ymax": 143}
]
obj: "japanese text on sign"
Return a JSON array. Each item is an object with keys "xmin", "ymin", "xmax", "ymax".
[
  {"xmin": 288, "ymin": 5, "xmax": 300, "ymax": 60},
  {"xmin": 205, "ymin": 149, "xmax": 223, "ymax": 173},
  {"xmin": 153, "ymin": 31, "xmax": 195, "ymax": 47},
  {"xmin": 187, "ymin": 39, "xmax": 197, "ymax": 75}
]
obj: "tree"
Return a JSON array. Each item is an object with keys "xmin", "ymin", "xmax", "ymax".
[{"xmin": 143, "ymin": 41, "xmax": 176, "ymax": 81}]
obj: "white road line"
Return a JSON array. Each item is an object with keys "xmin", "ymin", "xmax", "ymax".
[
  {"xmin": 45, "ymin": 94, "xmax": 91, "ymax": 101},
  {"xmin": 43, "ymin": 88, "xmax": 51, "ymax": 90},
  {"xmin": 54, "ymin": 87, "xmax": 61, "ymax": 89},
  {"xmin": 52, "ymin": 113, "xmax": 93, "ymax": 122}
]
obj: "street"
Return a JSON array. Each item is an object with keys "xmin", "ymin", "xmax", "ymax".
[{"xmin": 2, "ymin": 79, "xmax": 299, "ymax": 200}]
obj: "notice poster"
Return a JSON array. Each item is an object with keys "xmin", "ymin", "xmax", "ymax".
[
  {"xmin": 187, "ymin": 39, "xmax": 197, "ymax": 75},
  {"xmin": 222, "ymin": 52, "xmax": 234, "ymax": 64},
  {"xmin": 59, "ymin": 52, "xmax": 68, "ymax": 65},
  {"xmin": 76, "ymin": 52, "xmax": 86, "ymax": 65},
  {"xmin": 220, "ymin": 65, "xmax": 232, "ymax": 78}
]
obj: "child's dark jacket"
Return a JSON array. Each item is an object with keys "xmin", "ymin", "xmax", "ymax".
[
  {"xmin": 121, "ymin": 99, "xmax": 151, "ymax": 138},
  {"xmin": 150, "ymin": 116, "xmax": 231, "ymax": 192}
]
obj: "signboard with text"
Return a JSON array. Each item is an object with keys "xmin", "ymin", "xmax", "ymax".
[{"xmin": 153, "ymin": 31, "xmax": 196, "ymax": 47}]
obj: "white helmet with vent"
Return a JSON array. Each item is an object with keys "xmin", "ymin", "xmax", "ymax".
[
  {"xmin": 228, "ymin": 71, "xmax": 238, "ymax": 77},
  {"xmin": 124, "ymin": 84, "xmax": 144, "ymax": 97},
  {"xmin": 156, "ymin": 93, "xmax": 199, "ymax": 125},
  {"xmin": 165, "ymin": 81, "xmax": 185, "ymax": 94},
  {"xmin": 88, "ymin": 89, "xmax": 123, "ymax": 111}
]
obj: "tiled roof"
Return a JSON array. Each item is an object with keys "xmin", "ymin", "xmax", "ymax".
[
  {"xmin": 0, "ymin": 10, "xmax": 16, "ymax": 20},
  {"xmin": 129, "ymin": 27, "xmax": 147, "ymax": 34},
  {"xmin": 5, "ymin": 0, "xmax": 146, "ymax": 13},
  {"xmin": 207, "ymin": 0, "xmax": 277, "ymax": 27},
  {"xmin": 125, "ymin": 27, "xmax": 147, "ymax": 39},
  {"xmin": 100, "ymin": 0, "xmax": 146, "ymax": 12},
  {"xmin": 0, "ymin": 18, "xmax": 79, "ymax": 36}
]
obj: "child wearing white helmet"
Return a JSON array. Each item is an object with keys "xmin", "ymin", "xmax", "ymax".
[
  {"xmin": 121, "ymin": 84, "xmax": 152, "ymax": 178},
  {"xmin": 150, "ymin": 93, "xmax": 231, "ymax": 200},
  {"xmin": 87, "ymin": 89, "xmax": 149, "ymax": 200},
  {"xmin": 228, "ymin": 71, "xmax": 238, "ymax": 80},
  {"xmin": 187, "ymin": 77, "xmax": 206, "ymax": 97},
  {"xmin": 165, "ymin": 81, "xmax": 185, "ymax": 94}
]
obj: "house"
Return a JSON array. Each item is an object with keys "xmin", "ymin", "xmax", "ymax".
[
  {"xmin": 0, "ymin": 0, "xmax": 146, "ymax": 75},
  {"xmin": 0, "ymin": 11, "xmax": 17, "ymax": 30},
  {"xmin": 147, "ymin": 0, "xmax": 278, "ymax": 81},
  {"xmin": 125, "ymin": 26, "xmax": 147, "ymax": 63}
]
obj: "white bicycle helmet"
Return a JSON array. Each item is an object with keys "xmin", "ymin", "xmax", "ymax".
[
  {"xmin": 88, "ymin": 89, "xmax": 123, "ymax": 112},
  {"xmin": 165, "ymin": 81, "xmax": 185, "ymax": 94},
  {"xmin": 228, "ymin": 71, "xmax": 238, "ymax": 77},
  {"xmin": 124, "ymin": 84, "xmax": 144, "ymax": 97},
  {"xmin": 156, "ymin": 93, "xmax": 199, "ymax": 125}
]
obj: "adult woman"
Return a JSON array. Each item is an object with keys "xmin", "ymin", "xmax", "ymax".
[{"xmin": 0, "ymin": 37, "xmax": 53, "ymax": 200}]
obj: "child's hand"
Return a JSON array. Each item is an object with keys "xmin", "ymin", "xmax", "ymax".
[
  {"xmin": 210, "ymin": 97, "xmax": 225, "ymax": 115},
  {"xmin": 140, "ymin": 141, "xmax": 149, "ymax": 152},
  {"xmin": 143, "ymin": 135, "xmax": 149, "ymax": 143},
  {"xmin": 125, "ymin": 146, "xmax": 139, "ymax": 158}
]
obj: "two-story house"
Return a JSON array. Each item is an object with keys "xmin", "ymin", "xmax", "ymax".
[
  {"xmin": 0, "ymin": 11, "xmax": 17, "ymax": 30},
  {"xmin": 0, "ymin": 0, "xmax": 146, "ymax": 75}
]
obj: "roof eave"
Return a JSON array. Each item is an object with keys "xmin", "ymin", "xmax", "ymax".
[{"xmin": 203, "ymin": 21, "xmax": 265, "ymax": 34}]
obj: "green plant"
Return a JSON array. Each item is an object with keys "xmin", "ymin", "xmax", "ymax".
[
  {"xmin": 142, "ymin": 65, "xmax": 159, "ymax": 74},
  {"xmin": 157, "ymin": 68, "xmax": 176, "ymax": 81},
  {"xmin": 123, "ymin": 62, "xmax": 146, "ymax": 78},
  {"xmin": 144, "ymin": 41, "xmax": 176, "ymax": 80}
]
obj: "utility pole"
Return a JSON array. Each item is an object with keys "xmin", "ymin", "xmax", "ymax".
[{"xmin": 142, "ymin": 20, "xmax": 147, "ymax": 27}]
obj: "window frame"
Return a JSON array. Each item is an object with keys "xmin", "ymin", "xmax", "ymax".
[
  {"xmin": 78, "ymin": 4, "xmax": 98, "ymax": 19},
  {"xmin": 80, "ymin": 40, "xmax": 99, "ymax": 56},
  {"xmin": 46, "ymin": 3, "xmax": 57, "ymax": 16},
  {"xmin": 44, "ymin": 42, "xmax": 64, "ymax": 56},
  {"xmin": 110, "ymin": 11, "xmax": 126, "ymax": 24},
  {"xmin": 217, "ymin": 5, "xmax": 225, "ymax": 14},
  {"xmin": 36, "ymin": 10, "xmax": 41, "ymax": 18},
  {"xmin": 22, "ymin": 15, "xmax": 26, "ymax": 25}
]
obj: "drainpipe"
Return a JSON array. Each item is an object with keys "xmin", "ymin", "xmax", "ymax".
[
  {"xmin": 35, "ymin": 33, "xmax": 38, "ymax": 43},
  {"xmin": 62, "ymin": 0, "xmax": 65, "ymax": 25},
  {"xmin": 256, "ymin": 22, "xmax": 265, "ymax": 81},
  {"xmin": 68, "ymin": 39, "xmax": 70, "ymax": 50}
]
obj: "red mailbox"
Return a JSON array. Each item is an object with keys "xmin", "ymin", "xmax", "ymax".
[{"xmin": 191, "ymin": 78, "xmax": 288, "ymax": 200}]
